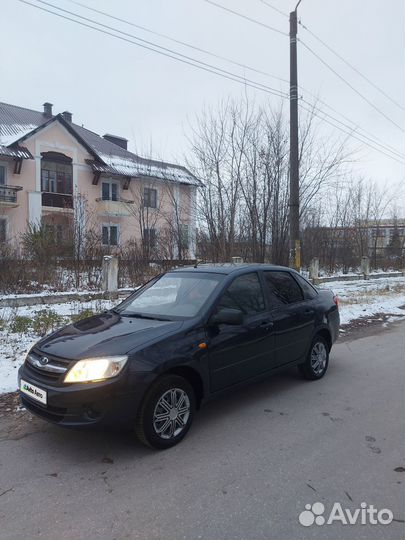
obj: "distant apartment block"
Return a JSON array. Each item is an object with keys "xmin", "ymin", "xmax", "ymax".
[{"xmin": 304, "ymin": 220, "xmax": 405, "ymax": 255}]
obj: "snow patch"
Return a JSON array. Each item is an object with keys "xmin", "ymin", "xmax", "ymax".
[
  {"xmin": 99, "ymin": 153, "xmax": 199, "ymax": 185},
  {"xmin": 0, "ymin": 298, "xmax": 115, "ymax": 393},
  {"xmin": 0, "ymin": 124, "xmax": 38, "ymax": 146},
  {"xmin": 319, "ymin": 276, "xmax": 405, "ymax": 325}
]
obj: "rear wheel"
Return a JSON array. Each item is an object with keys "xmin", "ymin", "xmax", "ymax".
[
  {"xmin": 135, "ymin": 375, "xmax": 195, "ymax": 449},
  {"xmin": 298, "ymin": 335, "xmax": 329, "ymax": 380}
]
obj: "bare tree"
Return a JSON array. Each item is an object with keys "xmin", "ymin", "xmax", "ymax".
[{"xmin": 187, "ymin": 96, "xmax": 352, "ymax": 265}]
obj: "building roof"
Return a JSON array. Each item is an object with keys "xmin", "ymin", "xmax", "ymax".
[
  {"xmin": 0, "ymin": 102, "xmax": 201, "ymax": 186},
  {"xmin": 0, "ymin": 145, "xmax": 33, "ymax": 159}
]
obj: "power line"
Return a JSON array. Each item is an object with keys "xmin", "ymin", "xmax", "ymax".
[
  {"xmin": 300, "ymin": 102, "xmax": 405, "ymax": 165},
  {"xmin": 200, "ymin": 0, "xmax": 404, "ymax": 150},
  {"xmin": 28, "ymin": 0, "xmax": 288, "ymax": 100},
  {"xmin": 301, "ymin": 98, "xmax": 404, "ymax": 161},
  {"xmin": 66, "ymin": 0, "xmax": 403, "ymax": 159},
  {"xmin": 202, "ymin": 0, "xmax": 288, "ymax": 36},
  {"xmin": 258, "ymin": 0, "xmax": 288, "ymax": 18},
  {"xmin": 17, "ymin": 0, "xmax": 288, "ymax": 99},
  {"xmin": 299, "ymin": 20, "xmax": 404, "ymax": 112},
  {"xmin": 300, "ymin": 39, "xmax": 405, "ymax": 133},
  {"xmin": 66, "ymin": 0, "xmax": 290, "ymax": 87},
  {"xmin": 306, "ymin": 98, "xmax": 404, "ymax": 160},
  {"xmin": 16, "ymin": 0, "xmax": 405, "ymax": 164}
]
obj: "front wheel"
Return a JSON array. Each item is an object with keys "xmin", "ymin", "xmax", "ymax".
[
  {"xmin": 298, "ymin": 335, "xmax": 329, "ymax": 380},
  {"xmin": 135, "ymin": 375, "xmax": 195, "ymax": 449}
]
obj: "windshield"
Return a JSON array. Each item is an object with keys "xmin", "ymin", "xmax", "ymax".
[{"xmin": 116, "ymin": 272, "xmax": 224, "ymax": 319}]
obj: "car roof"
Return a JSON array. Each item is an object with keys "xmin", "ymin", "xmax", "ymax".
[{"xmin": 170, "ymin": 263, "xmax": 295, "ymax": 275}]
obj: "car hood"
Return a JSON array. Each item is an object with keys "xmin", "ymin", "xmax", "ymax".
[{"xmin": 35, "ymin": 311, "xmax": 184, "ymax": 360}]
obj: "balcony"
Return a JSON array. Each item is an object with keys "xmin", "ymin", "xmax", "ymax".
[
  {"xmin": 42, "ymin": 192, "xmax": 73, "ymax": 212},
  {"xmin": 0, "ymin": 185, "xmax": 23, "ymax": 208},
  {"xmin": 96, "ymin": 197, "xmax": 134, "ymax": 217}
]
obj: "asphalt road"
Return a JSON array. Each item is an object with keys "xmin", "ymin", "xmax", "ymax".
[{"xmin": 0, "ymin": 321, "xmax": 404, "ymax": 540}]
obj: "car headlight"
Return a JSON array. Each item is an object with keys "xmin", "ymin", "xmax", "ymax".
[{"xmin": 64, "ymin": 355, "xmax": 128, "ymax": 383}]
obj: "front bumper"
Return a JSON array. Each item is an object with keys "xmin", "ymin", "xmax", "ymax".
[{"xmin": 18, "ymin": 363, "xmax": 154, "ymax": 429}]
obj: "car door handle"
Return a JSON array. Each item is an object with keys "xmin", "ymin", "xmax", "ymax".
[
  {"xmin": 304, "ymin": 309, "xmax": 315, "ymax": 316},
  {"xmin": 259, "ymin": 320, "xmax": 274, "ymax": 329}
]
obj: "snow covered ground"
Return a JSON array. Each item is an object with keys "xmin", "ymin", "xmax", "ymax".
[
  {"xmin": 0, "ymin": 297, "xmax": 115, "ymax": 394},
  {"xmin": 319, "ymin": 276, "xmax": 405, "ymax": 325},
  {"xmin": 0, "ymin": 276, "xmax": 404, "ymax": 394}
]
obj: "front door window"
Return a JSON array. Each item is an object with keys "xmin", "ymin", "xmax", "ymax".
[{"xmin": 217, "ymin": 272, "xmax": 265, "ymax": 315}]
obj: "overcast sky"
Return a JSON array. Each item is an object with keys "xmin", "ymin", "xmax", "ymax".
[{"xmin": 3, "ymin": 0, "xmax": 405, "ymax": 210}]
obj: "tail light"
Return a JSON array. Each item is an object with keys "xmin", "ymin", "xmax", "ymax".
[{"xmin": 333, "ymin": 294, "xmax": 339, "ymax": 309}]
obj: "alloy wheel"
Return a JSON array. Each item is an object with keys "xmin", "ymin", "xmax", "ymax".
[
  {"xmin": 153, "ymin": 388, "xmax": 191, "ymax": 440},
  {"xmin": 310, "ymin": 342, "xmax": 328, "ymax": 375}
]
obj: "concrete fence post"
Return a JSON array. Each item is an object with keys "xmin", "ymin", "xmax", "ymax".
[
  {"xmin": 102, "ymin": 255, "xmax": 118, "ymax": 297},
  {"xmin": 309, "ymin": 257, "xmax": 320, "ymax": 284},
  {"xmin": 361, "ymin": 256, "xmax": 370, "ymax": 280}
]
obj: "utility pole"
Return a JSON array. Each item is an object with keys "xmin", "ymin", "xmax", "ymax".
[{"xmin": 289, "ymin": 0, "xmax": 301, "ymax": 270}]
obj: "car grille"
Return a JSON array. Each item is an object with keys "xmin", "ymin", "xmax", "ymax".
[{"xmin": 24, "ymin": 350, "xmax": 73, "ymax": 384}]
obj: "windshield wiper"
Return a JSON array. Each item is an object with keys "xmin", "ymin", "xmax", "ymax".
[{"xmin": 122, "ymin": 312, "xmax": 171, "ymax": 321}]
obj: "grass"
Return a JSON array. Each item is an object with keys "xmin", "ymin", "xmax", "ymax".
[{"xmin": 339, "ymin": 283, "xmax": 404, "ymax": 305}]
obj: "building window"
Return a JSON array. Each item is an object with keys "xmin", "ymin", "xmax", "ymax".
[
  {"xmin": 144, "ymin": 188, "xmax": 157, "ymax": 208},
  {"xmin": 180, "ymin": 224, "xmax": 189, "ymax": 250},
  {"xmin": 0, "ymin": 165, "xmax": 6, "ymax": 185},
  {"xmin": 102, "ymin": 225, "xmax": 119, "ymax": 246},
  {"xmin": 44, "ymin": 224, "xmax": 64, "ymax": 244},
  {"xmin": 41, "ymin": 154, "xmax": 73, "ymax": 194},
  {"xmin": 143, "ymin": 228, "xmax": 156, "ymax": 248},
  {"xmin": 0, "ymin": 218, "xmax": 6, "ymax": 243},
  {"xmin": 102, "ymin": 181, "xmax": 118, "ymax": 201}
]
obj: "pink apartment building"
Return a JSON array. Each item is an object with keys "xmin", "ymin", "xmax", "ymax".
[{"xmin": 0, "ymin": 101, "xmax": 201, "ymax": 257}]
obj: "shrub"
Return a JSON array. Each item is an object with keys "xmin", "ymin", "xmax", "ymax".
[
  {"xmin": 10, "ymin": 316, "xmax": 32, "ymax": 334},
  {"xmin": 32, "ymin": 309, "xmax": 62, "ymax": 337},
  {"xmin": 71, "ymin": 308, "xmax": 94, "ymax": 322}
]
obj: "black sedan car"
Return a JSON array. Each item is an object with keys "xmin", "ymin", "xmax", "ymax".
[{"xmin": 18, "ymin": 264, "xmax": 339, "ymax": 449}]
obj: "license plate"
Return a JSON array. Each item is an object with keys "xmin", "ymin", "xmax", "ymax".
[{"xmin": 20, "ymin": 379, "xmax": 47, "ymax": 405}]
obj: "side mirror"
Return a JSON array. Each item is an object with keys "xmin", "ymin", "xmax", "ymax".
[{"xmin": 210, "ymin": 308, "xmax": 244, "ymax": 326}]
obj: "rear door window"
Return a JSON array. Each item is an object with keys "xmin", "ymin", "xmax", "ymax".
[
  {"xmin": 293, "ymin": 273, "xmax": 318, "ymax": 300},
  {"xmin": 264, "ymin": 271, "xmax": 304, "ymax": 304},
  {"xmin": 218, "ymin": 273, "xmax": 266, "ymax": 315}
]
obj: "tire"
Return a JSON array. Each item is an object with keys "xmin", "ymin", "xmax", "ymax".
[
  {"xmin": 298, "ymin": 335, "xmax": 330, "ymax": 380},
  {"xmin": 135, "ymin": 375, "xmax": 195, "ymax": 450}
]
